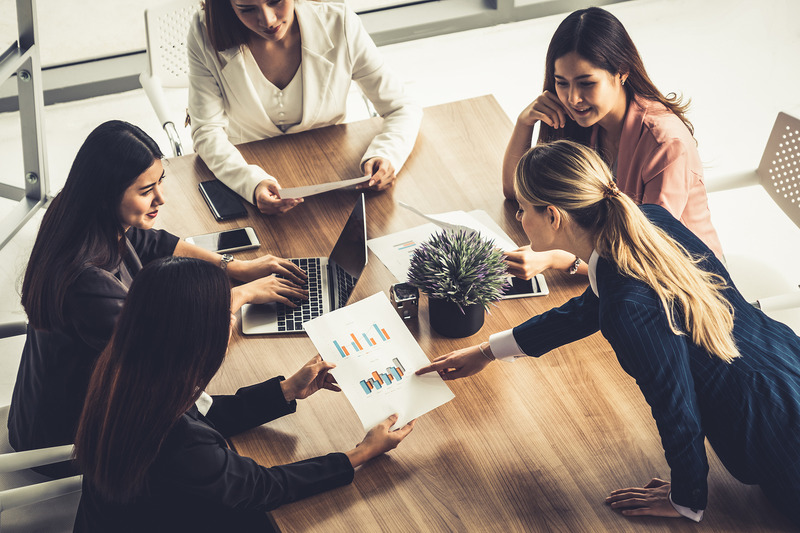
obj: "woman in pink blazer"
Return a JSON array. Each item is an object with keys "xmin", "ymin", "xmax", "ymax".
[{"xmin": 501, "ymin": 7, "xmax": 723, "ymax": 278}]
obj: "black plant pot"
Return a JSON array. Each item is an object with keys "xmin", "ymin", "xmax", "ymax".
[{"xmin": 428, "ymin": 298, "xmax": 485, "ymax": 338}]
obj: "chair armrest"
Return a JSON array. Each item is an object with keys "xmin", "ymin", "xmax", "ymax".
[
  {"xmin": 0, "ymin": 475, "xmax": 82, "ymax": 513},
  {"xmin": 705, "ymin": 170, "xmax": 759, "ymax": 193},
  {"xmin": 0, "ymin": 321, "xmax": 27, "ymax": 339},
  {"xmin": 139, "ymin": 72, "xmax": 185, "ymax": 157},
  {"xmin": 754, "ymin": 291, "xmax": 800, "ymax": 312},
  {"xmin": 164, "ymin": 122, "xmax": 184, "ymax": 157},
  {"xmin": 0, "ymin": 445, "xmax": 75, "ymax": 473}
]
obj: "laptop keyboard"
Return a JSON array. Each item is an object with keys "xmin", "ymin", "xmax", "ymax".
[{"xmin": 276, "ymin": 258, "xmax": 323, "ymax": 332}]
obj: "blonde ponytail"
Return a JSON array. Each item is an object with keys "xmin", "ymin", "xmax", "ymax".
[{"xmin": 515, "ymin": 140, "xmax": 739, "ymax": 363}]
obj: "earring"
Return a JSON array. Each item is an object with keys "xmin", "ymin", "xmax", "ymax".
[{"xmin": 621, "ymin": 79, "xmax": 626, "ymax": 86}]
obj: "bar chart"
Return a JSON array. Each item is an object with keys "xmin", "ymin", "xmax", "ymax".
[
  {"xmin": 393, "ymin": 239, "xmax": 418, "ymax": 251},
  {"xmin": 359, "ymin": 358, "xmax": 406, "ymax": 394},
  {"xmin": 333, "ymin": 323, "xmax": 391, "ymax": 357}
]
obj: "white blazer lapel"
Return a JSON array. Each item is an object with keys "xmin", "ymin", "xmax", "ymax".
[
  {"xmin": 219, "ymin": 47, "xmax": 284, "ymax": 138},
  {"xmin": 294, "ymin": 2, "xmax": 335, "ymax": 130}
]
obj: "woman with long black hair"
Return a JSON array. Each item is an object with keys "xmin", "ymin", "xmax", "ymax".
[
  {"xmin": 9, "ymin": 120, "xmax": 307, "ymax": 476},
  {"xmin": 73, "ymin": 256, "xmax": 413, "ymax": 531}
]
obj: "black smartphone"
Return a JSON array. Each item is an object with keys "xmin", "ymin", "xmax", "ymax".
[
  {"xmin": 198, "ymin": 180, "xmax": 247, "ymax": 221},
  {"xmin": 501, "ymin": 274, "xmax": 550, "ymax": 299}
]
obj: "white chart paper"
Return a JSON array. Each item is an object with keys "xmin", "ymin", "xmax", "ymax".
[
  {"xmin": 280, "ymin": 175, "xmax": 370, "ymax": 199},
  {"xmin": 303, "ymin": 292, "xmax": 454, "ymax": 430}
]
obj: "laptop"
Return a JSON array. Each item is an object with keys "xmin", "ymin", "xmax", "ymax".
[{"xmin": 241, "ymin": 194, "xmax": 368, "ymax": 335}]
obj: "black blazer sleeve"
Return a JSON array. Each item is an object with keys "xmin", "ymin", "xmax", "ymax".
[
  {"xmin": 512, "ymin": 286, "xmax": 601, "ymax": 357},
  {"xmin": 155, "ymin": 407, "xmax": 355, "ymax": 513},
  {"xmin": 205, "ymin": 377, "xmax": 296, "ymax": 438},
  {"xmin": 600, "ymin": 293, "xmax": 709, "ymax": 510},
  {"xmin": 126, "ymin": 227, "xmax": 180, "ymax": 265}
]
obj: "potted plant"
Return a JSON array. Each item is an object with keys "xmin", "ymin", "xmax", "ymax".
[{"xmin": 407, "ymin": 229, "xmax": 509, "ymax": 338}]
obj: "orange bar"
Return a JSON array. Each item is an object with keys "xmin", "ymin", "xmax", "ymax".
[
  {"xmin": 381, "ymin": 328, "xmax": 390, "ymax": 340},
  {"xmin": 342, "ymin": 346, "xmax": 349, "ymax": 356},
  {"xmin": 396, "ymin": 367, "xmax": 404, "ymax": 377},
  {"xmin": 387, "ymin": 374, "xmax": 394, "ymax": 382},
  {"xmin": 369, "ymin": 337, "xmax": 376, "ymax": 344},
  {"xmin": 372, "ymin": 371, "xmax": 383, "ymax": 385},
  {"xmin": 350, "ymin": 333, "xmax": 363, "ymax": 350},
  {"xmin": 367, "ymin": 380, "xmax": 374, "ymax": 390}
]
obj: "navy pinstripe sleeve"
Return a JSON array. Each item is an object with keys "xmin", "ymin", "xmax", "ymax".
[
  {"xmin": 601, "ymin": 295, "xmax": 709, "ymax": 510},
  {"xmin": 512, "ymin": 286, "xmax": 601, "ymax": 358}
]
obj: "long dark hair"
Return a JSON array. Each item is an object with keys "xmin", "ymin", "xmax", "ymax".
[
  {"xmin": 538, "ymin": 7, "xmax": 694, "ymax": 145},
  {"xmin": 203, "ymin": 0, "xmax": 252, "ymax": 51},
  {"xmin": 74, "ymin": 257, "xmax": 232, "ymax": 503},
  {"xmin": 21, "ymin": 120, "xmax": 163, "ymax": 330}
]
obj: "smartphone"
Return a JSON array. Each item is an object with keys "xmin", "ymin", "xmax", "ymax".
[
  {"xmin": 198, "ymin": 179, "xmax": 247, "ymax": 221},
  {"xmin": 185, "ymin": 227, "xmax": 260, "ymax": 254},
  {"xmin": 501, "ymin": 274, "xmax": 549, "ymax": 299}
]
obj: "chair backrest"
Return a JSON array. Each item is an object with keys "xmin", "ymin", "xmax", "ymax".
[
  {"xmin": 143, "ymin": 0, "xmax": 201, "ymax": 89},
  {"xmin": 757, "ymin": 112, "xmax": 800, "ymax": 228}
]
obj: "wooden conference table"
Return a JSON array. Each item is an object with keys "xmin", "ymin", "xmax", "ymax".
[{"xmin": 158, "ymin": 96, "xmax": 793, "ymax": 532}]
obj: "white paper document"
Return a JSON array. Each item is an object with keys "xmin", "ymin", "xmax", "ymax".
[
  {"xmin": 367, "ymin": 207, "xmax": 520, "ymax": 282},
  {"xmin": 303, "ymin": 292, "xmax": 454, "ymax": 431},
  {"xmin": 279, "ymin": 175, "xmax": 371, "ymax": 199}
]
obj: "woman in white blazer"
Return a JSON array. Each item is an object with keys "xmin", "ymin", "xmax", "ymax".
[{"xmin": 188, "ymin": 0, "xmax": 423, "ymax": 214}]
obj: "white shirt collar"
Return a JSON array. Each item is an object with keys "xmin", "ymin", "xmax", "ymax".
[{"xmin": 587, "ymin": 250, "xmax": 600, "ymax": 296}]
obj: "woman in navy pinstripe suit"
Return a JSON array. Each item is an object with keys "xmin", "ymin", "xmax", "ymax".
[{"xmin": 418, "ymin": 140, "xmax": 800, "ymax": 524}]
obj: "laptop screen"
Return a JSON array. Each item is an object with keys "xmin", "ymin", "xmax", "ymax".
[{"xmin": 328, "ymin": 194, "xmax": 368, "ymax": 309}]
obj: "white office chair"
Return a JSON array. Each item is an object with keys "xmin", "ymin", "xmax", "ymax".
[
  {"xmin": 140, "ymin": 0, "xmax": 201, "ymax": 157},
  {"xmin": 706, "ymin": 112, "xmax": 800, "ymax": 312},
  {"xmin": 0, "ymin": 321, "xmax": 82, "ymax": 532}
]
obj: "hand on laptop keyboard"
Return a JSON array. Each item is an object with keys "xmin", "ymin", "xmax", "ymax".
[
  {"xmin": 276, "ymin": 258, "xmax": 323, "ymax": 332},
  {"xmin": 241, "ymin": 275, "xmax": 308, "ymax": 308}
]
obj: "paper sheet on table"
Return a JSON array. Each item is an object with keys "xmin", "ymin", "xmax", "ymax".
[
  {"xmin": 367, "ymin": 207, "xmax": 520, "ymax": 282},
  {"xmin": 280, "ymin": 175, "xmax": 371, "ymax": 199},
  {"xmin": 303, "ymin": 292, "xmax": 454, "ymax": 431}
]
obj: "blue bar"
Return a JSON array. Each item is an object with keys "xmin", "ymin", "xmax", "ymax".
[
  {"xmin": 392, "ymin": 357, "xmax": 405, "ymax": 373},
  {"xmin": 334, "ymin": 341, "xmax": 346, "ymax": 358},
  {"xmin": 381, "ymin": 373, "xmax": 391, "ymax": 384},
  {"xmin": 360, "ymin": 380, "xmax": 371, "ymax": 394},
  {"xmin": 362, "ymin": 333, "xmax": 372, "ymax": 346},
  {"xmin": 371, "ymin": 378, "xmax": 381, "ymax": 390},
  {"xmin": 389, "ymin": 367, "xmax": 402, "ymax": 381},
  {"xmin": 352, "ymin": 342, "xmax": 358, "ymax": 352},
  {"xmin": 374, "ymin": 324, "xmax": 386, "ymax": 341}
]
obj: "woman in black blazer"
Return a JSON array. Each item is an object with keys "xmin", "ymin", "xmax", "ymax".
[
  {"xmin": 73, "ymin": 256, "xmax": 414, "ymax": 532},
  {"xmin": 9, "ymin": 120, "xmax": 308, "ymax": 477},
  {"xmin": 418, "ymin": 140, "xmax": 800, "ymax": 525}
]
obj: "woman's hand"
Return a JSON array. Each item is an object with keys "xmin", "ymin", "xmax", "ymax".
[
  {"xmin": 231, "ymin": 275, "xmax": 308, "ymax": 313},
  {"xmin": 345, "ymin": 414, "xmax": 416, "ymax": 468},
  {"xmin": 605, "ymin": 478, "xmax": 682, "ymax": 518},
  {"xmin": 517, "ymin": 91, "xmax": 569, "ymax": 129},
  {"xmin": 504, "ymin": 247, "xmax": 585, "ymax": 278},
  {"xmin": 504, "ymin": 246, "xmax": 554, "ymax": 279},
  {"xmin": 281, "ymin": 354, "xmax": 340, "ymax": 402},
  {"xmin": 357, "ymin": 157, "xmax": 395, "ymax": 191},
  {"xmin": 415, "ymin": 344, "xmax": 493, "ymax": 381},
  {"xmin": 228, "ymin": 254, "xmax": 307, "ymax": 285},
  {"xmin": 254, "ymin": 179, "xmax": 303, "ymax": 215}
]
